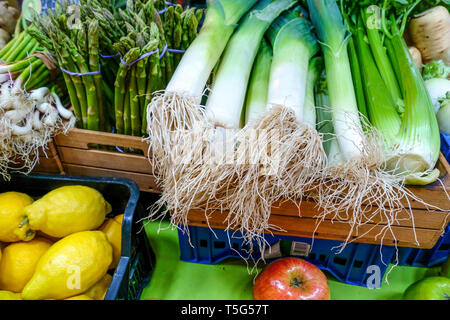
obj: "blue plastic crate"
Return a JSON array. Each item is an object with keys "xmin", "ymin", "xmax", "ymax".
[
  {"xmin": 397, "ymin": 226, "xmax": 450, "ymax": 268},
  {"xmin": 442, "ymin": 133, "xmax": 450, "ymax": 162},
  {"xmin": 178, "ymin": 226, "xmax": 397, "ymax": 288}
]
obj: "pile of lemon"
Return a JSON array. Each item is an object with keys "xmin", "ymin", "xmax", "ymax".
[{"xmin": 0, "ymin": 186, "xmax": 125, "ymax": 300}]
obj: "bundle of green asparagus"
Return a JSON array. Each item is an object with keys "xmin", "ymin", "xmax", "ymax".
[
  {"xmin": 27, "ymin": 0, "xmax": 202, "ymax": 136},
  {"xmin": 30, "ymin": 2, "xmax": 106, "ymax": 132},
  {"xmin": 113, "ymin": 1, "xmax": 202, "ymax": 136},
  {"xmin": 163, "ymin": 5, "xmax": 203, "ymax": 68},
  {"xmin": 80, "ymin": 0, "xmax": 202, "ymax": 136},
  {"xmin": 78, "ymin": 0, "xmax": 126, "ymax": 93}
]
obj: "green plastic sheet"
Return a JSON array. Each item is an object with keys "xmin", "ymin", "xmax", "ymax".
[{"xmin": 141, "ymin": 220, "xmax": 439, "ymax": 300}]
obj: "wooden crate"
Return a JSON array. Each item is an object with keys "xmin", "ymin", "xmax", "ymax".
[
  {"xmin": 54, "ymin": 127, "xmax": 449, "ymax": 248},
  {"xmin": 185, "ymin": 153, "xmax": 450, "ymax": 250},
  {"xmin": 53, "ymin": 128, "xmax": 160, "ymax": 193},
  {"xmin": 9, "ymin": 141, "xmax": 64, "ymax": 175}
]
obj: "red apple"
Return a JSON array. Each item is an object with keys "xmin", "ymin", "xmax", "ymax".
[{"xmin": 253, "ymin": 257, "xmax": 330, "ymax": 300}]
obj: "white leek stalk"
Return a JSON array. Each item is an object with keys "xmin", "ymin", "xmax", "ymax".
[
  {"xmin": 205, "ymin": 0, "xmax": 297, "ymax": 129},
  {"xmin": 166, "ymin": 0, "xmax": 259, "ymax": 98},
  {"xmin": 266, "ymin": 15, "xmax": 318, "ymax": 123},
  {"xmin": 146, "ymin": 0, "xmax": 258, "ymax": 160}
]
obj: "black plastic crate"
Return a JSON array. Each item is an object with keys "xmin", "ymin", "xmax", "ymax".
[{"xmin": 0, "ymin": 173, "xmax": 155, "ymax": 300}]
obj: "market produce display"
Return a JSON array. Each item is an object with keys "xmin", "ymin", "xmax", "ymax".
[
  {"xmin": 146, "ymin": 0, "xmax": 450, "ymax": 261},
  {"xmin": 0, "ymin": 0, "xmax": 448, "ymax": 302},
  {"xmin": 0, "ymin": 187, "xmax": 125, "ymax": 300}
]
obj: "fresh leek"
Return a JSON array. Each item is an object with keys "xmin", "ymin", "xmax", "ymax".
[
  {"xmin": 205, "ymin": 0, "xmax": 296, "ymax": 130},
  {"xmin": 146, "ymin": 0, "xmax": 258, "ymax": 164},
  {"xmin": 307, "ymin": 0, "xmax": 365, "ymax": 163},
  {"xmin": 159, "ymin": 0, "xmax": 299, "ymax": 252},
  {"xmin": 241, "ymin": 7, "xmax": 326, "ymax": 203},
  {"xmin": 164, "ymin": 0, "xmax": 259, "ymax": 99},
  {"xmin": 266, "ymin": 9, "xmax": 319, "ymax": 123}
]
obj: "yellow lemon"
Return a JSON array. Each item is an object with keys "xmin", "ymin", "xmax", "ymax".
[
  {"xmin": 21, "ymin": 231, "xmax": 112, "ymax": 300},
  {"xmin": 0, "ymin": 192, "xmax": 35, "ymax": 242},
  {"xmin": 0, "ymin": 290, "xmax": 21, "ymax": 300},
  {"xmin": 65, "ymin": 294, "xmax": 94, "ymax": 300},
  {"xmin": 83, "ymin": 273, "xmax": 113, "ymax": 300},
  {"xmin": 99, "ymin": 214, "xmax": 124, "ymax": 269},
  {"xmin": 0, "ymin": 237, "xmax": 53, "ymax": 293},
  {"xmin": 23, "ymin": 186, "xmax": 112, "ymax": 238}
]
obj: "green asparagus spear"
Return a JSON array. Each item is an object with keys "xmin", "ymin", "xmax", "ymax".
[
  {"xmin": 123, "ymin": 89, "xmax": 131, "ymax": 136},
  {"xmin": 88, "ymin": 20, "xmax": 106, "ymax": 132},
  {"xmin": 114, "ymin": 47, "xmax": 140, "ymax": 134},
  {"xmin": 129, "ymin": 65, "xmax": 140, "ymax": 136}
]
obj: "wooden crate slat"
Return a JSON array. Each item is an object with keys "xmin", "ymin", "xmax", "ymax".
[
  {"xmin": 271, "ymin": 200, "xmax": 449, "ymax": 230},
  {"xmin": 186, "ymin": 209, "xmax": 444, "ymax": 249},
  {"xmin": 54, "ymin": 129, "xmax": 158, "ymax": 190},
  {"xmin": 64, "ymin": 164, "xmax": 160, "ymax": 193},
  {"xmin": 54, "ymin": 128, "xmax": 150, "ymax": 157},
  {"xmin": 58, "ymin": 146, "xmax": 154, "ymax": 175}
]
